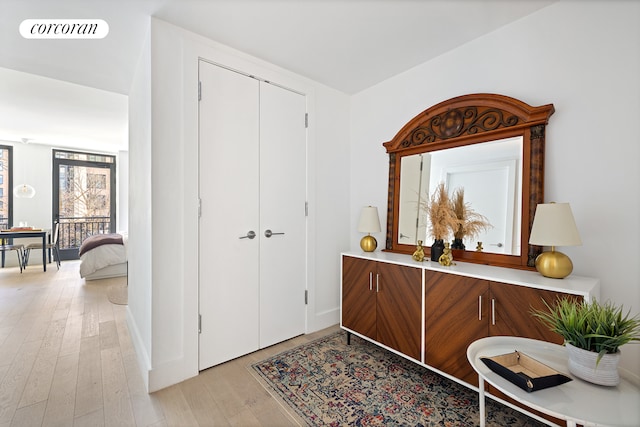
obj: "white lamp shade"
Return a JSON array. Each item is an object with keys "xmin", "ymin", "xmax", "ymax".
[
  {"xmin": 529, "ymin": 203, "xmax": 582, "ymax": 247},
  {"xmin": 358, "ymin": 206, "xmax": 381, "ymax": 233},
  {"xmin": 13, "ymin": 184, "xmax": 36, "ymax": 198}
]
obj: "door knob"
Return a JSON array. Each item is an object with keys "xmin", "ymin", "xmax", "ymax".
[
  {"xmin": 239, "ymin": 231, "xmax": 256, "ymax": 239},
  {"xmin": 264, "ymin": 229, "xmax": 285, "ymax": 238}
]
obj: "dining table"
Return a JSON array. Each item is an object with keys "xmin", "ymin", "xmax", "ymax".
[{"xmin": 1, "ymin": 228, "xmax": 49, "ymax": 272}]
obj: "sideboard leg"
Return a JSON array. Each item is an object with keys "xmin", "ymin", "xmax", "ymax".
[{"xmin": 346, "ymin": 331, "xmax": 351, "ymax": 345}]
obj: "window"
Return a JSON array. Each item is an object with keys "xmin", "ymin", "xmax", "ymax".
[
  {"xmin": 0, "ymin": 145, "xmax": 12, "ymax": 230},
  {"xmin": 53, "ymin": 149, "xmax": 116, "ymax": 259}
]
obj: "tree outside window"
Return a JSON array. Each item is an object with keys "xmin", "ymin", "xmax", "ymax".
[{"xmin": 59, "ymin": 166, "xmax": 110, "ymax": 220}]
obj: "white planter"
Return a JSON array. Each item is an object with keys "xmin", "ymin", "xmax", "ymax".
[{"xmin": 566, "ymin": 343, "xmax": 620, "ymax": 386}]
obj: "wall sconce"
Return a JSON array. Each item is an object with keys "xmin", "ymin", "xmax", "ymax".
[
  {"xmin": 13, "ymin": 183, "xmax": 36, "ymax": 199},
  {"xmin": 529, "ymin": 202, "xmax": 582, "ymax": 279},
  {"xmin": 358, "ymin": 206, "xmax": 381, "ymax": 252}
]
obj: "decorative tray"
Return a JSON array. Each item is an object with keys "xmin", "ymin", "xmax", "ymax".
[{"xmin": 481, "ymin": 350, "xmax": 571, "ymax": 392}]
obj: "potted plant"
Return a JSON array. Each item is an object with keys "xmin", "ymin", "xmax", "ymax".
[
  {"xmin": 425, "ymin": 182, "xmax": 459, "ymax": 261},
  {"xmin": 450, "ymin": 187, "xmax": 492, "ymax": 250},
  {"xmin": 531, "ymin": 297, "xmax": 640, "ymax": 386}
]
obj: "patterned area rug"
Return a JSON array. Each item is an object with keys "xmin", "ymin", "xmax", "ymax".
[{"xmin": 251, "ymin": 331, "xmax": 545, "ymax": 426}]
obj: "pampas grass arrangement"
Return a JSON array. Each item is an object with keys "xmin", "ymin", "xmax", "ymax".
[
  {"xmin": 420, "ymin": 183, "xmax": 492, "ymax": 257},
  {"xmin": 426, "ymin": 182, "xmax": 459, "ymax": 241},
  {"xmin": 451, "ymin": 187, "xmax": 492, "ymax": 243}
]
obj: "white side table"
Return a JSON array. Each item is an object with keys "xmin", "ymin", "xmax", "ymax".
[{"xmin": 467, "ymin": 336, "xmax": 640, "ymax": 427}]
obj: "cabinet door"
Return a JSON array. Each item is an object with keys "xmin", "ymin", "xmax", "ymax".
[
  {"xmin": 425, "ymin": 271, "xmax": 489, "ymax": 386},
  {"xmin": 341, "ymin": 256, "xmax": 376, "ymax": 340},
  {"xmin": 488, "ymin": 283, "xmax": 574, "ymax": 426},
  {"xmin": 489, "ymin": 282, "xmax": 577, "ymax": 344},
  {"xmin": 376, "ymin": 263, "xmax": 422, "ymax": 360}
]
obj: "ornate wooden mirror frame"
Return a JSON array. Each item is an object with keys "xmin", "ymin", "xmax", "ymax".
[{"xmin": 384, "ymin": 93, "xmax": 555, "ymax": 269}]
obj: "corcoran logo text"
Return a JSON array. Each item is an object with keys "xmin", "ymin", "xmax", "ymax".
[{"xmin": 20, "ymin": 19, "xmax": 109, "ymax": 39}]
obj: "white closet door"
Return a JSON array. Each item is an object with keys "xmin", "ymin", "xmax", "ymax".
[
  {"xmin": 198, "ymin": 61, "xmax": 260, "ymax": 370},
  {"xmin": 259, "ymin": 83, "xmax": 307, "ymax": 348}
]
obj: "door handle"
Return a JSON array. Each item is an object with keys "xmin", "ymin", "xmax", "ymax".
[
  {"xmin": 239, "ymin": 231, "xmax": 256, "ymax": 239},
  {"xmin": 491, "ymin": 298, "xmax": 496, "ymax": 325},
  {"xmin": 264, "ymin": 229, "xmax": 285, "ymax": 238}
]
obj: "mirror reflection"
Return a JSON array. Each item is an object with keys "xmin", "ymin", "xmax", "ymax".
[{"xmin": 397, "ymin": 136, "xmax": 523, "ymax": 255}]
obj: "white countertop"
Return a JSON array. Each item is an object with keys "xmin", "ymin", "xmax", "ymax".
[{"xmin": 342, "ymin": 251, "xmax": 600, "ymax": 300}]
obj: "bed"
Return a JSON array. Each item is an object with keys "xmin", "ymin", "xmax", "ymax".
[{"xmin": 79, "ymin": 232, "xmax": 128, "ymax": 280}]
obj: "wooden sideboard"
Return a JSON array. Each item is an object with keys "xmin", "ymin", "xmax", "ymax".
[
  {"xmin": 340, "ymin": 251, "xmax": 600, "ymax": 389},
  {"xmin": 342, "ymin": 256, "xmax": 423, "ymax": 360}
]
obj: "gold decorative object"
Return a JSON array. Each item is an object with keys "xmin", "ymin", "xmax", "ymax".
[
  {"xmin": 534, "ymin": 251, "xmax": 574, "ymax": 279},
  {"xmin": 438, "ymin": 242, "xmax": 455, "ymax": 266},
  {"xmin": 529, "ymin": 203, "xmax": 582, "ymax": 279},
  {"xmin": 412, "ymin": 240, "xmax": 425, "ymax": 262},
  {"xmin": 360, "ymin": 235, "xmax": 377, "ymax": 252},
  {"xmin": 476, "ymin": 242, "xmax": 484, "ymax": 252}
]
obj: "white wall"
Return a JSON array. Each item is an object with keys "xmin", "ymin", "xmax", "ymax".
[
  {"xmin": 135, "ymin": 19, "xmax": 350, "ymax": 392},
  {"xmin": 350, "ymin": 1, "xmax": 640, "ymax": 377},
  {"xmin": 127, "ymin": 20, "xmax": 153, "ymax": 392},
  {"xmin": 10, "ymin": 142, "xmax": 51, "ymax": 230}
]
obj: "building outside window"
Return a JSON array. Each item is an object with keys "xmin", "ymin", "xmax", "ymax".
[{"xmin": 0, "ymin": 146, "xmax": 12, "ymax": 230}]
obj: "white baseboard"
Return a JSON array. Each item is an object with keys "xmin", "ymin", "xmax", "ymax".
[
  {"xmin": 126, "ymin": 307, "xmax": 151, "ymax": 392},
  {"xmin": 148, "ymin": 357, "xmax": 198, "ymax": 393},
  {"xmin": 308, "ymin": 306, "xmax": 339, "ymax": 333}
]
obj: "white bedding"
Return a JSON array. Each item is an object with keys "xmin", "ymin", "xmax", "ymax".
[{"xmin": 79, "ymin": 234, "xmax": 128, "ymax": 278}]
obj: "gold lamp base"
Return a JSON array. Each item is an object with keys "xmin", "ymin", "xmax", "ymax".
[
  {"xmin": 535, "ymin": 249, "xmax": 573, "ymax": 279},
  {"xmin": 360, "ymin": 234, "xmax": 377, "ymax": 252}
]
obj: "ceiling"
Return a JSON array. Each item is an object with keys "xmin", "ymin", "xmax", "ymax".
[{"xmin": 0, "ymin": 0, "xmax": 555, "ymax": 152}]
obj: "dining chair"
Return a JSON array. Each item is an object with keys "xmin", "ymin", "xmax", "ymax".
[
  {"xmin": 0, "ymin": 241, "xmax": 25, "ymax": 273},
  {"xmin": 24, "ymin": 223, "xmax": 61, "ymax": 270}
]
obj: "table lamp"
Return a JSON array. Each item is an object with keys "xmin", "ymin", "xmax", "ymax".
[
  {"xmin": 358, "ymin": 206, "xmax": 381, "ymax": 252},
  {"xmin": 529, "ymin": 202, "xmax": 582, "ymax": 279}
]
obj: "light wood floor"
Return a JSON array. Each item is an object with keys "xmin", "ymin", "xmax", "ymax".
[{"xmin": 0, "ymin": 260, "xmax": 337, "ymax": 426}]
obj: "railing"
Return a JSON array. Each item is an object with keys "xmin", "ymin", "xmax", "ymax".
[{"xmin": 58, "ymin": 216, "xmax": 112, "ymax": 250}]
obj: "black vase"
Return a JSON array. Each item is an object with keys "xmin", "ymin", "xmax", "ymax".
[
  {"xmin": 451, "ymin": 238, "xmax": 466, "ymax": 250},
  {"xmin": 430, "ymin": 239, "xmax": 445, "ymax": 262}
]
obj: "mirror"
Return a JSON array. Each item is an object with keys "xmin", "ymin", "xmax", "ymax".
[
  {"xmin": 384, "ymin": 94, "xmax": 554, "ymax": 268},
  {"xmin": 398, "ymin": 136, "xmax": 522, "ymax": 255}
]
